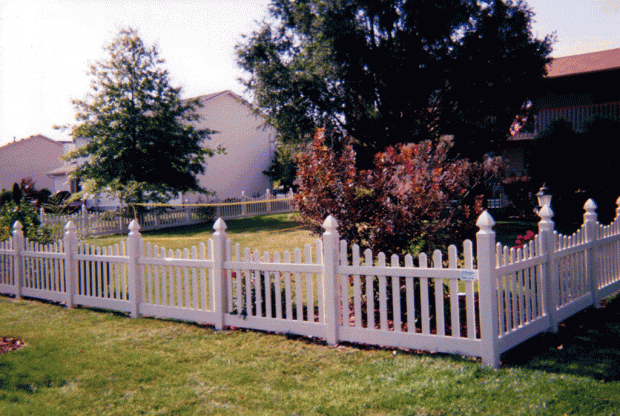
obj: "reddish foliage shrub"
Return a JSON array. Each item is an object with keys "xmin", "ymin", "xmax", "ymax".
[{"xmin": 295, "ymin": 130, "xmax": 503, "ymax": 257}]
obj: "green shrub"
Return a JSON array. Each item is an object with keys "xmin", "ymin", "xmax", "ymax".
[{"xmin": 0, "ymin": 200, "xmax": 54, "ymax": 244}]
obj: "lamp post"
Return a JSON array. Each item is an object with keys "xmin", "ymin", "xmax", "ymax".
[
  {"xmin": 536, "ymin": 185, "xmax": 552, "ymax": 208},
  {"xmin": 535, "ymin": 185, "xmax": 552, "ymax": 217}
]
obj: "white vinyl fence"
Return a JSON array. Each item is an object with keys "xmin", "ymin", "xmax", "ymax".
[
  {"xmin": 40, "ymin": 189, "xmax": 296, "ymax": 239},
  {"xmin": 2, "ymin": 198, "xmax": 620, "ymax": 367}
]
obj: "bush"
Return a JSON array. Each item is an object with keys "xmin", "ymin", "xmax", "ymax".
[
  {"xmin": 295, "ymin": 130, "xmax": 503, "ymax": 257},
  {"xmin": 0, "ymin": 189, "xmax": 12, "ymax": 206},
  {"xmin": 0, "ymin": 200, "xmax": 54, "ymax": 244}
]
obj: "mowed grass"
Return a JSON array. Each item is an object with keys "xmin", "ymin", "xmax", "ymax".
[
  {"xmin": 2, "ymin": 294, "xmax": 620, "ymax": 415},
  {"xmin": 83, "ymin": 213, "xmax": 319, "ymax": 255}
]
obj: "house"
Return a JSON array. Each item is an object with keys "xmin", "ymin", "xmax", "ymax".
[
  {"xmin": 185, "ymin": 90, "xmax": 276, "ymax": 202},
  {"xmin": 505, "ymin": 47, "xmax": 620, "ymax": 175},
  {"xmin": 0, "ymin": 135, "xmax": 68, "ymax": 192},
  {"xmin": 52, "ymin": 90, "xmax": 276, "ymax": 208}
]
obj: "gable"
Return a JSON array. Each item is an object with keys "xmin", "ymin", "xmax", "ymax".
[{"xmin": 0, "ymin": 135, "xmax": 65, "ymax": 191}]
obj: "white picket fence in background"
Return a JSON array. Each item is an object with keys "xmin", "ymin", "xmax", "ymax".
[
  {"xmin": 40, "ymin": 189, "xmax": 296, "ymax": 238},
  {"xmin": 2, "ymin": 198, "xmax": 620, "ymax": 367}
]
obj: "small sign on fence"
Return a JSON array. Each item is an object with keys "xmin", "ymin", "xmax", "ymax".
[{"xmin": 459, "ymin": 270, "xmax": 476, "ymax": 282}]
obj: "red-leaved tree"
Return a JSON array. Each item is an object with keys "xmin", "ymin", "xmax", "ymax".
[{"xmin": 295, "ymin": 130, "xmax": 502, "ymax": 257}]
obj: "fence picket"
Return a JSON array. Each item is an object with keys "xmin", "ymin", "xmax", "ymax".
[
  {"xmin": 304, "ymin": 244, "xmax": 314, "ymax": 322},
  {"xmin": 274, "ymin": 252, "xmax": 282, "ymax": 319},
  {"xmin": 433, "ymin": 250, "xmax": 445, "ymax": 336},
  {"xmin": 405, "ymin": 255, "xmax": 415, "ymax": 333},
  {"xmin": 378, "ymin": 253, "xmax": 388, "ymax": 331},
  {"xmin": 284, "ymin": 250, "xmax": 293, "ymax": 320},
  {"xmin": 391, "ymin": 254, "xmax": 401, "ymax": 333},
  {"xmin": 364, "ymin": 249, "xmax": 374, "ymax": 330},
  {"xmin": 449, "ymin": 245, "xmax": 460, "ymax": 338},
  {"xmin": 339, "ymin": 240, "xmax": 348, "ymax": 327},
  {"xmin": 352, "ymin": 245, "xmax": 362, "ymax": 328},
  {"xmin": 419, "ymin": 253, "xmax": 430, "ymax": 335},
  {"xmin": 294, "ymin": 248, "xmax": 302, "ymax": 321}
]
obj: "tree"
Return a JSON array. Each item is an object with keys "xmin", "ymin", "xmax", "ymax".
[
  {"xmin": 263, "ymin": 141, "xmax": 305, "ymax": 191},
  {"xmin": 295, "ymin": 130, "xmax": 502, "ymax": 257},
  {"xmin": 237, "ymin": 0, "xmax": 554, "ymax": 167},
  {"xmin": 62, "ymin": 28, "xmax": 223, "ymax": 205}
]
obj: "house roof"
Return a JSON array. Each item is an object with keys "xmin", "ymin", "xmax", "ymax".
[
  {"xmin": 47, "ymin": 163, "xmax": 77, "ymax": 177},
  {"xmin": 193, "ymin": 90, "xmax": 249, "ymax": 105},
  {"xmin": 0, "ymin": 134, "xmax": 64, "ymax": 151},
  {"xmin": 547, "ymin": 47, "xmax": 620, "ymax": 78}
]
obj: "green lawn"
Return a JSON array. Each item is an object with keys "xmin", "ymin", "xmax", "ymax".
[
  {"xmin": 84, "ymin": 213, "xmax": 540, "ymax": 253},
  {"xmin": 1, "ymin": 294, "xmax": 619, "ymax": 415},
  {"xmin": 84, "ymin": 213, "xmax": 319, "ymax": 255},
  {"xmin": 2, "ymin": 213, "xmax": 620, "ymax": 414}
]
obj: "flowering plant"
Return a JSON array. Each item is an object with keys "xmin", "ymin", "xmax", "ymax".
[{"xmin": 514, "ymin": 230, "xmax": 535, "ymax": 249}]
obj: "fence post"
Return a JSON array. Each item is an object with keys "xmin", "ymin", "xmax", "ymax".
[
  {"xmin": 63, "ymin": 221, "xmax": 78, "ymax": 308},
  {"xmin": 266, "ymin": 189, "xmax": 272, "ymax": 213},
  {"xmin": 476, "ymin": 211, "xmax": 500, "ymax": 368},
  {"xmin": 322, "ymin": 215, "xmax": 341, "ymax": 345},
  {"xmin": 212, "ymin": 218, "xmax": 228, "ymax": 330},
  {"xmin": 240, "ymin": 192, "xmax": 247, "ymax": 216},
  {"xmin": 81, "ymin": 201, "xmax": 87, "ymax": 235},
  {"xmin": 118, "ymin": 211, "xmax": 124, "ymax": 235},
  {"xmin": 538, "ymin": 204, "xmax": 558, "ymax": 332},
  {"xmin": 583, "ymin": 199, "xmax": 600, "ymax": 308},
  {"xmin": 12, "ymin": 221, "xmax": 24, "ymax": 300},
  {"xmin": 127, "ymin": 219, "xmax": 143, "ymax": 318},
  {"xmin": 288, "ymin": 189, "xmax": 294, "ymax": 211}
]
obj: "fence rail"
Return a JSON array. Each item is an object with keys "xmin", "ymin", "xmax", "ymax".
[
  {"xmin": 40, "ymin": 189, "xmax": 296, "ymax": 239},
  {"xmin": 2, "ymin": 197, "xmax": 620, "ymax": 367}
]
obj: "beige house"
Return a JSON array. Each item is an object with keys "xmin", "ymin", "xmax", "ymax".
[
  {"xmin": 0, "ymin": 135, "xmax": 67, "ymax": 192},
  {"xmin": 187, "ymin": 90, "xmax": 276, "ymax": 202}
]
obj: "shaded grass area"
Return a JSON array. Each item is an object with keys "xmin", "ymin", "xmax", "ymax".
[{"xmin": 1, "ymin": 294, "xmax": 620, "ymax": 415}]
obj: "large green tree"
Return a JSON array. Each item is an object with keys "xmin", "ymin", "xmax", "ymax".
[
  {"xmin": 238, "ymin": 0, "xmax": 554, "ymax": 167},
  {"xmin": 62, "ymin": 28, "xmax": 222, "ymax": 205}
]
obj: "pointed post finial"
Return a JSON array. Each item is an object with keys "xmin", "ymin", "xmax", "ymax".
[
  {"xmin": 322, "ymin": 215, "xmax": 339, "ymax": 233},
  {"xmin": 12, "ymin": 221, "xmax": 23, "ymax": 232},
  {"xmin": 213, "ymin": 217, "xmax": 227, "ymax": 233},
  {"xmin": 476, "ymin": 210, "xmax": 495, "ymax": 234},
  {"xmin": 584, "ymin": 198, "xmax": 598, "ymax": 223},
  {"xmin": 128, "ymin": 219, "xmax": 141, "ymax": 235},
  {"xmin": 64, "ymin": 220, "xmax": 76, "ymax": 235}
]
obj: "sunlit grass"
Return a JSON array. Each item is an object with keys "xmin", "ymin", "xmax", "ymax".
[
  {"xmin": 84, "ymin": 213, "xmax": 319, "ymax": 255},
  {"xmin": 1, "ymin": 294, "xmax": 620, "ymax": 415}
]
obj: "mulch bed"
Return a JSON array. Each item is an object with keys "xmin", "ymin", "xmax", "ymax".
[{"xmin": 0, "ymin": 337, "xmax": 25, "ymax": 355}]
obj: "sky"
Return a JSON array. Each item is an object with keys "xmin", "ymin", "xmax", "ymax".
[{"xmin": 1, "ymin": 0, "xmax": 619, "ymax": 147}]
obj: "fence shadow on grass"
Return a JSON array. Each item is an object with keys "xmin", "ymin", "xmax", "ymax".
[{"xmin": 501, "ymin": 293, "xmax": 620, "ymax": 381}]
